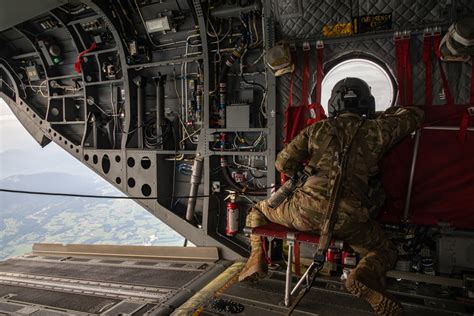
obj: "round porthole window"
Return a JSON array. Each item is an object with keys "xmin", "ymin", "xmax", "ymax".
[{"xmin": 321, "ymin": 57, "xmax": 396, "ymax": 115}]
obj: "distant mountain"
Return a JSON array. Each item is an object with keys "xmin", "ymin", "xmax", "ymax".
[
  {"xmin": 0, "ymin": 172, "xmax": 183, "ymax": 260},
  {"xmin": 0, "ymin": 148, "xmax": 92, "ymax": 179}
]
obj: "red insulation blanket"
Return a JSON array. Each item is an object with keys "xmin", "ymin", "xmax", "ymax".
[{"xmin": 380, "ymin": 105, "xmax": 474, "ymax": 229}]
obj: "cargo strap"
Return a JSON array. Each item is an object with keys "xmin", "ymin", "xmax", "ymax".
[
  {"xmin": 314, "ymin": 42, "xmax": 323, "ymax": 108},
  {"xmin": 433, "ymin": 32, "xmax": 455, "ymax": 108},
  {"xmin": 459, "ymin": 65, "xmax": 474, "ymax": 141},
  {"xmin": 458, "ymin": 65, "xmax": 474, "ymax": 142},
  {"xmin": 282, "ymin": 43, "xmax": 324, "ymax": 184},
  {"xmin": 307, "ymin": 41, "xmax": 326, "ymax": 125},
  {"xmin": 471, "ymin": 61, "xmax": 474, "ymax": 106},
  {"xmin": 74, "ymin": 42, "xmax": 97, "ymax": 74},
  {"xmin": 422, "ymin": 32, "xmax": 433, "ymax": 106},
  {"xmin": 395, "ymin": 33, "xmax": 413, "ymax": 106},
  {"xmin": 283, "ymin": 47, "xmax": 309, "ymax": 145}
]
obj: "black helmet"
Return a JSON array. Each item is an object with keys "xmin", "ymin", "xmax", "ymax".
[{"xmin": 328, "ymin": 77, "xmax": 375, "ymax": 118}]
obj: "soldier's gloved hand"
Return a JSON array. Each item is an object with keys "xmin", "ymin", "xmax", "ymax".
[{"xmin": 374, "ymin": 111, "xmax": 384, "ymax": 118}]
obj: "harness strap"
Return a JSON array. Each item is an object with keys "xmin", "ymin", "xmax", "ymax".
[
  {"xmin": 283, "ymin": 50, "xmax": 297, "ymax": 146},
  {"xmin": 280, "ymin": 48, "xmax": 297, "ymax": 184},
  {"xmin": 471, "ymin": 61, "xmax": 474, "ymax": 105},
  {"xmin": 433, "ymin": 32, "xmax": 455, "ymax": 108},
  {"xmin": 286, "ymin": 50, "xmax": 296, "ymax": 108},
  {"xmin": 422, "ymin": 33, "xmax": 433, "ymax": 106},
  {"xmin": 307, "ymin": 41, "xmax": 326, "ymax": 125},
  {"xmin": 458, "ymin": 65, "xmax": 474, "ymax": 141},
  {"xmin": 315, "ymin": 42, "xmax": 324, "ymax": 106},
  {"xmin": 301, "ymin": 44, "xmax": 310, "ymax": 107},
  {"xmin": 395, "ymin": 35, "xmax": 406, "ymax": 106},
  {"xmin": 395, "ymin": 33, "xmax": 412, "ymax": 106},
  {"xmin": 404, "ymin": 36, "xmax": 413, "ymax": 105}
]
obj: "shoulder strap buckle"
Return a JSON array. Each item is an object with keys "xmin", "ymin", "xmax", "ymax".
[
  {"xmin": 423, "ymin": 27, "xmax": 434, "ymax": 37},
  {"xmin": 303, "ymin": 41, "xmax": 311, "ymax": 51}
]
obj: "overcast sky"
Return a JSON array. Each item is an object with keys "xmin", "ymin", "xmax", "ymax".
[
  {"xmin": 0, "ymin": 100, "xmax": 39, "ymax": 151},
  {"xmin": 0, "ymin": 99, "xmax": 94, "ymax": 178}
]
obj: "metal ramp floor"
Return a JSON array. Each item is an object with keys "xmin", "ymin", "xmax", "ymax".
[
  {"xmin": 0, "ymin": 244, "xmax": 472, "ymax": 315},
  {"xmin": 0, "ymin": 244, "xmax": 227, "ymax": 315},
  {"xmin": 199, "ymin": 268, "xmax": 471, "ymax": 316}
]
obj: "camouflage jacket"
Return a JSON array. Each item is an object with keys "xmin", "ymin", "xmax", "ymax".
[{"xmin": 275, "ymin": 106, "xmax": 425, "ymax": 218}]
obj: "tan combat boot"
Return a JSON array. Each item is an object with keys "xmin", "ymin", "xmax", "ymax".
[
  {"xmin": 238, "ymin": 235, "xmax": 268, "ymax": 282},
  {"xmin": 345, "ymin": 268, "xmax": 403, "ymax": 316}
]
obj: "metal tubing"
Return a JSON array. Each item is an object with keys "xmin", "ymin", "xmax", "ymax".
[
  {"xmin": 403, "ymin": 131, "xmax": 421, "ymax": 221},
  {"xmin": 210, "ymin": 3, "xmax": 260, "ymax": 18},
  {"xmin": 291, "ymin": 261, "xmax": 314, "ymax": 296},
  {"xmin": 133, "ymin": 76, "xmax": 146, "ymax": 148},
  {"xmin": 285, "ymin": 242, "xmax": 294, "ymax": 307},
  {"xmin": 423, "ymin": 126, "xmax": 474, "ymax": 131},
  {"xmin": 155, "ymin": 73, "xmax": 166, "ymax": 149},
  {"xmin": 92, "ymin": 115, "xmax": 98, "ymax": 148},
  {"xmin": 186, "ymin": 157, "xmax": 204, "ymax": 222}
]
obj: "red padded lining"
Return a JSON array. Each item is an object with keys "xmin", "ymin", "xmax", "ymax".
[{"xmin": 380, "ymin": 105, "xmax": 474, "ymax": 228}]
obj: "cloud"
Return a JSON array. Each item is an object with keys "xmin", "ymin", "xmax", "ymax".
[{"xmin": 0, "ymin": 100, "xmax": 92, "ymax": 178}]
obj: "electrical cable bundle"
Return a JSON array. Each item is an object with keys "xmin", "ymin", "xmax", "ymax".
[
  {"xmin": 144, "ymin": 118, "xmax": 171, "ymax": 149},
  {"xmin": 177, "ymin": 164, "xmax": 193, "ymax": 176}
]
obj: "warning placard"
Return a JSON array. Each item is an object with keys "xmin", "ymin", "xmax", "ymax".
[{"xmin": 353, "ymin": 13, "xmax": 392, "ymax": 34}]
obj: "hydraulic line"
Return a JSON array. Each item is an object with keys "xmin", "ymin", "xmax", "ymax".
[
  {"xmin": 133, "ymin": 76, "xmax": 146, "ymax": 148},
  {"xmin": 155, "ymin": 73, "xmax": 167, "ymax": 149},
  {"xmin": 210, "ymin": 3, "xmax": 261, "ymax": 19},
  {"xmin": 186, "ymin": 156, "xmax": 204, "ymax": 222}
]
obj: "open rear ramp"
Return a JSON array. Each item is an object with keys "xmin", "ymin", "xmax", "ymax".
[{"xmin": 0, "ymin": 244, "xmax": 228, "ymax": 315}]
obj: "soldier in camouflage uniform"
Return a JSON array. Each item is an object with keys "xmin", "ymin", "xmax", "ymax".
[{"xmin": 239, "ymin": 78, "xmax": 424, "ymax": 316}]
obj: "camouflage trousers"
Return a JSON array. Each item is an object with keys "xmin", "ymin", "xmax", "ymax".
[{"xmin": 246, "ymin": 195, "xmax": 398, "ymax": 280}]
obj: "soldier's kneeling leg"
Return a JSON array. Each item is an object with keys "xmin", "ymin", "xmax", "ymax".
[{"xmin": 338, "ymin": 219, "xmax": 402, "ymax": 316}]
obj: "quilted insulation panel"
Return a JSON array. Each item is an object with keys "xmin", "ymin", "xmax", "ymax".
[{"xmin": 273, "ymin": 0, "xmax": 474, "ymax": 142}]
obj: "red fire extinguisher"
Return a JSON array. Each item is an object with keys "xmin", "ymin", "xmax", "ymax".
[{"xmin": 225, "ymin": 192, "xmax": 239, "ymax": 236}]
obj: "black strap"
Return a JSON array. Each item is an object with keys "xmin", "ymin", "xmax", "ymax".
[{"xmin": 316, "ymin": 120, "xmax": 365, "ymax": 255}]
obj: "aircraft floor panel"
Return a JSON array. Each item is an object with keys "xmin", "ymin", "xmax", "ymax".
[
  {"xmin": 201, "ymin": 271, "xmax": 471, "ymax": 316},
  {"xmin": 0, "ymin": 258, "xmax": 201, "ymax": 288},
  {"xmin": 0, "ymin": 284, "xmax": 120, "ymax": 314}
]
